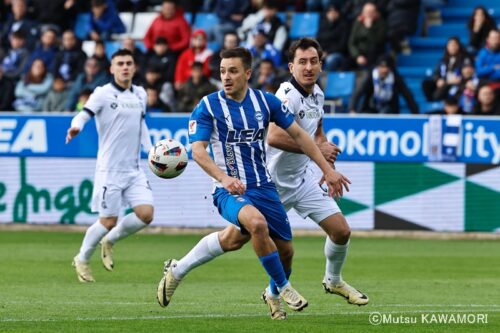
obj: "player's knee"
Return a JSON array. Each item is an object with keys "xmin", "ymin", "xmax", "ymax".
[
  {"xmin": 136, "ymin": 207, "xmax": 154, "ymax": 224},
  {"xmin": 331, "ymin": 227, "xmax": 351, "ymax": 244},
  {"xmin": 246, "ymin": 216, "xmax": 268, "ymax": 238}
]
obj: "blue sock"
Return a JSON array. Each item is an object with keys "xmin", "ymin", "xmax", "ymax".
[
  {"xmin": 259, "ymin": 251, "xmax": 287, "ymax": 289},
  {"xmin": 270, "ymin": 268, "xmax": 291, "ymax": 295}
]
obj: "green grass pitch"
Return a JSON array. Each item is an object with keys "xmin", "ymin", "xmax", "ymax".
[{"xmin": 0, "ymin": 231, "xmax": 499, "ymax": 333}]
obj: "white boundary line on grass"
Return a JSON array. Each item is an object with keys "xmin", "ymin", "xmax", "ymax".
[
  {"xmin": 3, "ymin": 301, "xmax": 500, "ymax": 308},
  {"xmin": 2, "ymin": 309, "xmax": 500, "ymax": 323}
]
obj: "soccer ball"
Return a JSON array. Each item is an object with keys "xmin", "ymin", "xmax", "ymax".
[{"xmin": 148, "ymin": 139, "xmax": 188, "ymax": 179}]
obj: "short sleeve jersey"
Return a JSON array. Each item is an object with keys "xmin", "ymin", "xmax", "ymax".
[
  {"xmin": 189, "ymin": 88, "xmax": 294, "ymax": 188},
  {"xmin": 266, "ymin": 78, "xmax": 325, "ymax": 190},
  {"xmin": 84, "ymin": 81, "xmax": 148, "ymax": 172}
]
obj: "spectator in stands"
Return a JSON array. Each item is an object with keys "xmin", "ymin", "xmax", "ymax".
[
  {"xmin": 209, "ymin": 31, "xmax": 240, "ymax": 83},
  {"xmin": 458, "ymin": 60, "xmax": 480, "ymax": 114},
  {"xmin": 89, "ymin": 0, "xmax": 125, "ymax": 41},
  {"xmin": 238, "ymin": 0, "xmax": 288, "ymax": 52},
  {"xmin": 422, "ymin": 37, "xmax": 470, "ymax": 101},
  {"xmin": 143, "ymin": 37, "xmax": 177, "ymax": 84},
  {"xmin": 75, "ymin": 88, "xmax": 92, "ymax": 112},
  {"xmin": 1, "ymin": 0, "xmax": 39, "ymax": 50},
  {"xmin": 140, "ymin": 63, "xmax": 177, "ymax": 112},
  {"xmin": 93, "ymin": 40, "xmax": 111, "ymax": 73},
  {"xmin": 1, "ymin": 30, "xmax": 29, "ymax": 81},
  {"xmin": 0, "ymin": 67, "xmax": 15, "ymax": 111},
  {"xmin": 467, "ymin": 6, "xmax": 496, "ymax": 55},
  {"xmin": 204, "ymin": 0, "xmax": 249, "ymax": 47},
  {"xmin": 143, "ymin": 0, "xmax": 191, "ymax": 54},
  {"xmin": 349, "ymin": 54, "xmax": 419, "ymax": 114},
  {"xmin": 317, "ymin": 4, "xmax": 349, "ymax": 71},
  {"xmin": 122, "ymin": 37, "xmax": 145, "ymax": 72},
  {"xmin": 474, "ymin": 85, "xmax": 500, "ymax": 116},
  {"xmin": 116, "ymin": 0, "xmax": 148, "ymax": 12},
  {"xmin": 24, "ymin": 27, "xmax": 58, "ymax": 74},
  {"xmin": 31, "ymin": 0, "xmax": 79, "ymax": 31},
  {"xmin": 65, "ymin": 57, "xmax": 109, "ymax": 111},
  {"xmin": 42, "ymin": 76, "xmax": 69, "ymax": 111},
  {"xmin": 174, "ymin": 29, "xmax": 213, "ymax": 91},
  {"xmin": 343, "ymin": 0, "xmax": 388, "ymax": 22},
  {"xmin": 13, "ymin": 58, "xmax": 53, "ymax": 112},
  {"xmin": 306, "ymin": 0, "xmax": 338, "ymax": 11},
  {"xmin": 475, "ymin": 29, "xmax": 500, "ymax": 82},
  {"xmin": 348, "ymin": 2, "xmax": 386, "ymax": 69},
  {"xmin": 385, "ymin": 0, "xmax": 420, "ymax": 53},
  {"xmin": 177, "ymin": 61, "xmax": 217, "ymax": 113},
  {"xmin": 146, "ymin": 86, "xmax": 170, "ymax": 112},
  {"xmin": 250, "ymin": 58, "xmax": 283, "ymax": 93},
  {"xmin": 248, "ymin": 25, "xmax": 282, "ymax": 70},
  {"xmin": 52, "ymin": 30, "xmax": 87, "ymax": 84},
  {"xmin": 430, "ymin": 96, "xmax": 464, "ymax": 115}
]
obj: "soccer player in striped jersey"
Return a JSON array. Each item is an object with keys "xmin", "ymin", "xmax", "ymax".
[
  {"xmin": 66, "ymin": 49, "xmax": 154, "ymax": 283},
  {"xmin": 157, "ymin": 47, "xmax": 350, "ymax": 318}
]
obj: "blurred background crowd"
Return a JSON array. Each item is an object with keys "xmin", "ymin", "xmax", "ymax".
[{"xmin": 0, "ymin": 0, "xmax": 499, "ymax": 115}]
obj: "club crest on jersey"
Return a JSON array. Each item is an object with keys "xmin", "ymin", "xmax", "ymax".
[
  {"xmin": 189, "ymin": 120, "xmax": 197, "ymax": 134},
  {"xmin": 110, "ymin": 102, "xmax": 118, "ymax": 109},
  {"xmin": 298, "ymin": 110, "xmax": 305, "ymax": 119},
  {"xmin": 254, "ymin": 110, "xmax": 263, "ymax": 121},
  {"xmin": 227, "ymin": 128, "xmax": 265, "ymax": 143}
]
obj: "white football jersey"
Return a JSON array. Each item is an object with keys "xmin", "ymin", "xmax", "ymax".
[
  {"xmin": 266, "ymin": 78, "xmax": 324, "ymax": 190},
  {"xmin": 84, "ymin": 81, "xmax": 148, "ymax": 172}
]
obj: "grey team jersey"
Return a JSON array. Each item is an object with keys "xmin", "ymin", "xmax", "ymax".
[
  {"xmin": 266, "ymin": 78, "xmax": 324, "ymax": 190},
  {"xmin": 84, "ymin": 81, "xmax": 148, "ymax": 172}
]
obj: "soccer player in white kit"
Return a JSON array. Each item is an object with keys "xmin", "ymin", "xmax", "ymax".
[{"xmin": 66, "ymin": 49, "xmax": 154, "ymax": 283}]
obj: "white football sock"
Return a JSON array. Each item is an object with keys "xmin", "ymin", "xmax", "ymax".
[
  {"xmin": 78, "ymin": 220, "xmax": 109, "ymax": 262},
  {"xmin": 106, "ymin": 213, "xmax": 148, "ymax": 244},
  {"xmin": 324, "ymin": 237, "xmax": 350, "ymax": 285},
  {"xmin": 172, "ymin": 232, "xmax": 224, "ymax": 279}
]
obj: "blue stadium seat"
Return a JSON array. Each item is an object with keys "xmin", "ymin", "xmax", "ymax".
[
  {"xmin": 193, "ymin": 13, "xmax": 219, "ymax": 31},
  {"xmin": 427, "ymin": 24, "xmax": 468, "ymax": 38},
  {"xmin": 397, "ymin": 53, "xmax": 441, "ymax": 67},
  {"xmin": 105, "ymin": 41, "xmax": 121, "ymax": 59},
  {"xmin": 398, "ymin": 66, "xmax": 433, "ymax": 78},
  {"xmin": 409, "ymin": 37, "xmax": 467, "ymax": 51},
  {"xmin": 277, "ymin": 12, "xmax": 287, "ymax": 23},
  {"xmin": 324, "ymin": 71, "xmax": 355, "ymax": 99},
  {"xmin": 448, "ymin": 0, "xmax": 498, "ymax": 7},
  {"xmin": 74, "ymin": 12, "xmax": 92, "ymax": 40},
  {"xmin": 440, "ymin": 7, "xmax": 500, "ymax": 23},
  {"xmin": 184, "ymin": 12, "xmax": 193, "ymax": 24},
  {"xmin": 289, "ymin": 12, "xmax": 319, "ymax": 39},
  {"xmin": 422, "ymin": 101, "xmax": 445, "ymax": 113}
]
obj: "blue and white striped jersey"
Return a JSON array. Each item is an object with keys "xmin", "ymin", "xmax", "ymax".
[{"xmin": 189, "ymin": 88, "xmax": 294, "ymax": 188}]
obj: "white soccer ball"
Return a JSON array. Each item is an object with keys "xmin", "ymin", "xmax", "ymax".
[{"xmin": 148, "ymin": 139, "xmax": 188, "ymax": 179}]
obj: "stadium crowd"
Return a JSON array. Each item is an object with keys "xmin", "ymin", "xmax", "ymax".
[{"xmin": 0, "ymin": 0, "xmax": 499, "ymax": 115}]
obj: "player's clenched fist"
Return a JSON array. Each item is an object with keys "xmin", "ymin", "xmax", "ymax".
[{"xmin": 222, "ymin": 175, "xmax": 246, "ymax": 195}]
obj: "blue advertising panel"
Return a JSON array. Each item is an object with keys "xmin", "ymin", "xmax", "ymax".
[{"xmin": 1, "ymin": 113, "xmax": 499, "ymax": 164}]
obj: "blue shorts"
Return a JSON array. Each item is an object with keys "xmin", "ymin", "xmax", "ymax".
[{"xmin": 212, "ymin": 182, "xmax": 292, "ymax": 241}]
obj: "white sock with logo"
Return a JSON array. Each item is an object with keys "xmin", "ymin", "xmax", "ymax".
[
  {"xmin": 324, "ymin": 237, "xmax": 349, "ymax": 285},
  {"xmin": 78, "ymin": 220, "xmax": 109, "ymax": 262},
  {"xmin": 106, "ymin": 213, "xmax": 148, "ymax": 244},
  {"xmin": 172, "ymin": 232, "xmax": 224, "ymax": 279}
]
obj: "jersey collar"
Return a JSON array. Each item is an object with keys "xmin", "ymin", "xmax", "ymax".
[
  {"xmin": 112, "ymin": 79, "xmax": 134, "ymax": 93},
  {"xmin": 290, "ymin": 77, "xmax": 310, "ymax": 98}
]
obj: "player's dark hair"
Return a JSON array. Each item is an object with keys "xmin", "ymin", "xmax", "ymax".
[
  {"xmin": 288, "ymin": 38, "xmax": 324, "ymax": 62},
  {"xmin": 111, "ymin": 48, "xmax": 135, "ymax": 61},
  {"xmin": 220, "ymin": 47, "xmax": 252, "ymax": 70}
]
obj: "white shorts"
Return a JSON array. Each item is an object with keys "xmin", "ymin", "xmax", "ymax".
[
  {"xmin": 91, "ymin": 169, "xmax": 154, "ymax": 217},
  {"xmin": 277, "ymin": 167, "xmax": 341, "ymax": 224}
]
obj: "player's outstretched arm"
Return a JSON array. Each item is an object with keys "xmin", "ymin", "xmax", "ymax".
[
  {"xmin": 268, "ymin": 121, "xmax": 341, "ymax": 164},
  {"xmin": 191, "ymin": 141, "xmax": 246, "ymax": 195},
  {"xmin": 65, "ymin": 110, "xmax": 92, "ymax": 144},
  {"xmin": 285, "ymin": 122, "xmax": 350, "ymax": 198}
]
